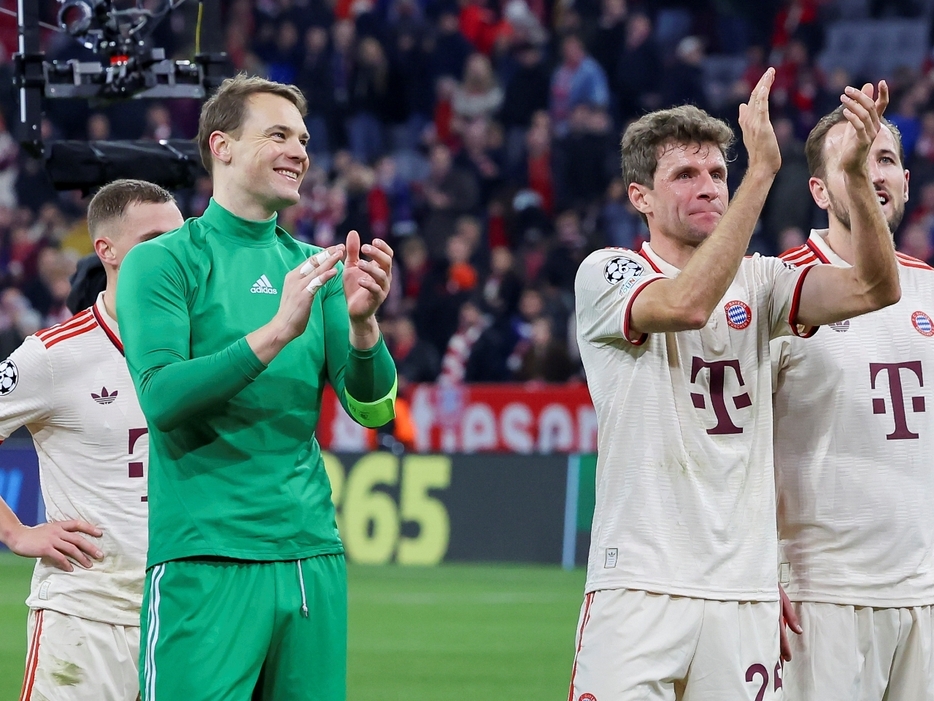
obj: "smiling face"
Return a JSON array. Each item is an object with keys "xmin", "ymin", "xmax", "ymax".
[
  {"xmin": 813, "ymin": 123, "xmax": 909, "ymax": 234},
  {"xmin": 629, "ymin": 141, "xmax": 728, "ymax": 248},
  {"xmin": 217, "ymin": 92, "xmax": 310, "ymax": 218}
]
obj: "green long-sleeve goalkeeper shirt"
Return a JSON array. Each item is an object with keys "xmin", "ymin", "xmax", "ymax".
[{"xmin": 117, "ymin": 199, "xmax": 396, "ymax": 567}]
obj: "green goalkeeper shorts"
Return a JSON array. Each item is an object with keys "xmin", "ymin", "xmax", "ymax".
[{"xmin": 139, "ymin": 554, "xmax": 346, "ymax": 701}]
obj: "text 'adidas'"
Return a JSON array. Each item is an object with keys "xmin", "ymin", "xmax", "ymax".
[{"xmin": 251, "ymin": 275, "xmax": 278, "ymax": 294}]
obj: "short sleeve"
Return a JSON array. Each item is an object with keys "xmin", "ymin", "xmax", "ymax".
[
  {"xmin": 756, "ymin": 255, "xmax": 819, "ymax": 340},
  {"xmin": 575, "ymin": 249, "xmax": 667, "ymax": 346},
  {"xmin": 0, "ymin": 336, "xmax": 55, "ymax": 440}
]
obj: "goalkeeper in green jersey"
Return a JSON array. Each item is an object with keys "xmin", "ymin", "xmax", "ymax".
[{"xmin": 117, "ymin": 74, "xmax": 397, "ymax": 701}]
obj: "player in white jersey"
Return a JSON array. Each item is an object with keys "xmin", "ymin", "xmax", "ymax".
[
  {"xmin": 569, "ymin": 70, "xmax": 902, "ymax": 701},
  {"xmin": 0, "ymin": 180, "xmax": 184, "ymax": 701},
  {"xmin": 772, "ymin": 103, "xmax": 934, "ymax": 700}
]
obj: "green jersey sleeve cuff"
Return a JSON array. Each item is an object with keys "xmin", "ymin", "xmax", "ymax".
[
  {"xmin": 344, "ymin": 377, "xmax": 397, "ymax": 428},
  {"xmin": 234, "ymin": 337, "xmax": 269, "ymax": 378}
]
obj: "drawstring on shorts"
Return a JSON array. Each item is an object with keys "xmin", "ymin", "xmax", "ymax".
[{"xmin": 296, "ymin": 560, "xmax": 309, "ymax": 617}]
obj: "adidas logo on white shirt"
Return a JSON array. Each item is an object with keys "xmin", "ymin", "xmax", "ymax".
[{"xmin": 251, "ymin": 275, "xmax": 278, "ymax": 295}]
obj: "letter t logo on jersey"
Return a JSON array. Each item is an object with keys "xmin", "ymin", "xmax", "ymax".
[
  {"xmin": 689, "ymin": 357, "xmax": 751, "ymax": 435},
  {"xmin": 870, "ymin": 361, "xmax": 925, "ymax": 440}
]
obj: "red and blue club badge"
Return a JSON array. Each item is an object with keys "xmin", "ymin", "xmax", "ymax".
[
  {"xmin": 724, "ymin": 300, "xmax": 752, "ymax": 330},
  {"xmin": 912, "ymin": 311, "xmax": 934, "ymax": 337}
]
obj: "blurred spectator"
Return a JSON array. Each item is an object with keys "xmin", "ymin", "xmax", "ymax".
[
  {"xmin": 552, "ymin": 104, "xmax": 617, "ymax": 212},
  {"xmin": 389, "ymin": 314, "xmax": 442, "ymax": 383},
  {"xmin": 600, "ymin": 178, "xmax": 647, "ymax": 249},
  {"xmin": 87, "ymin": 112, "xmax": 111, "ymax": 141},
  {"xmin": 481, "ymin": 245, "xmax": 524, "ymax": 320},
  {"xmin": 397, "ymin": 235, "xmax": 431, "ymax": 315},
  {"xmin": 0, "ymin": 288, "xmax": 41, "ymax": 360},
  {"xmin": 392, "ymin": 30, "xmax": 435, "ymax": 150},
  {"xmin": 456, "ymin": 117, "xmax": 504, "ymax": 206},
  {"xmin": 549, "ymin": 32, "xmax": 610, "ymax": 137},
  {"xmin": 369, "ymin": 156, "xmax": 416, "ymax": 241},
  {"xmin": 295, "ymin": 25, "xmax": 334, "ymax": 156},
  {"xmin": 0, "ymin": 114, "xmax": 18, "ymax": 209},
  {"xmin": 499, "ymin": 41, "xmax": 552, "ymax": 170},
  {"xmin": 898, "ymin": 222, "xmax": 934, "ymax": 264},
  {"xmin": 439, "ymin": 297, "xmax": 511, "ymax": 382},
  {"xmin": 143, "ymin": 104, "xmax": 175, "ymax": 142},
  {"xmin": 452, "ymin": 53, "xmax": 504, "ymax": 122},
  {"xmin": 417, "ymin": 143, "xmax": 480, "ymax": 258},
  {"xmin": 439, "ymin": 298, "xmax": 490, "ymax": 383},
  {"xmin": 416, "ymin": 232, "xmax": 480, "ymax": 354},
  {"xmin": 776, "ymin": 225, "xmax": 807, "ymax": 254},
  {"xmin": 591, "ymin": 0, "xmax": 628, "ymax": 91},
  {"xmin": 348, "ymin": 37, "xmax": 404, "ymax": 163},
  {"xmin": 329, "ymin": 19, "xmax": 358, "ymax": 150},
  {"xmin": 539, "ymin": 209, "xmax": 596, "ymax": 294},
  {"xmin": 265, "ymin": 20, "xmax": 303, "ymax": 84},
  {"xmin": 430, "ymin": 6, "xmax": 474, "ymax": 81},
  {"xmin": 761, "ymin": 117, "xmax": 815, "ymax": 253},
  {"xmin": 615, "ymin": 12, "xmax": 662, "ymax": 122},
  {"xmin": 660, "ymin": 35, "xmax": 708, "ymax": 111},
  {"xmin": 515, "ymin": 111, "xmax": 554, "ymax": 215},
  {"xmin": 514, "ymin": 315, "xmax": 576, "ymax": 382}
]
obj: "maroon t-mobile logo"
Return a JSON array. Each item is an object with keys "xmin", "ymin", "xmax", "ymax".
[
  {"xmin": 690, "ymin": 357, "xmax": 751, "ymax": 434},
  {"xmin": 870, "ymin": 362, "xmax": 925, "ymax": 440}
]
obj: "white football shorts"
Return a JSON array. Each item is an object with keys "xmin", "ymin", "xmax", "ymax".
[
  {"xmin": 568, "ymin": 588, "xmax": 782, "ymax": 701},
  {"xmin": 783, "ymin": 601, "xmax": 934, "ymax": 701},
  {"xmin": 20, "ymin": 608, "xmax": 140, "ymax": 701}
]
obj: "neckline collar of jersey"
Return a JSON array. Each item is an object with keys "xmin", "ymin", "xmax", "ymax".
[
  {"xmin": 638, "ymin": 242, "xmax": 680, "ymax": 276},
  {"xmin": 806, "ymin": 229, "xmax": 849, "ymax": 267},
  {"xmin": 203, "ymin": 198, "xmax": 279, "ymax": 248},
  {"xmin": 93, "ymin": 291, "xmax": 124, "ymax": 354}
]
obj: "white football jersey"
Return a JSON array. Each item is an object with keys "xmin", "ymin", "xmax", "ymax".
[
  {"xmin": 0, "ymin": 293, "xmax": 148, "ymax": 626},
  {"xmin": 773, "ymin": 230, "xmax": 934, "ymax": 607},
  {"xmin": 576, "ymin": 243, "xmax": 815, "ymax": 601}
]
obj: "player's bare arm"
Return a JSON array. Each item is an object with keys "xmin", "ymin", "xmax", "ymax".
[
  {"xmin": 0, "ymin": 496, "xmax": 102, "ymax": 572},
  {"xmin": 342, "ymin": 230, "xmax": 393, "ymax": 350},
  {"xmin": 796, "ymin": 81, "xmax": 901, "ymax": 325},
  {"xmin": 246, "ymin": 244, "xmax": 345, "ymax": 365},
  {"xmin": 629, "ymin": 68, "xmax": 781, "ymax": 335}
]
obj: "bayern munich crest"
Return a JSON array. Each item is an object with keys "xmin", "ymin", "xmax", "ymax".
[
  {"xmin": 0, "ymin": 358, "xmax": 18, "ymax": 396},
  {"xmin": 724, "ymin": 300, "xmax": 752, "ymax": 330},
  {"xmin": 912, "ymin": 311, "xmax": 934, "ymax": 337}
]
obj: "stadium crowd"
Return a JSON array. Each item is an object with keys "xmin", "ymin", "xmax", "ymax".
[{"xmin": 1, "ymin": 0, "xmax": 934, "ymax": 383}]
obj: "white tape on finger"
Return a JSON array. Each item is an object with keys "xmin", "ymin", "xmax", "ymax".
[
  {"xmin": 306, "ymin": 276, "xmax": 324, "ymax": 294},
  {"xmin": 300, "ymin": 250, "xmax": 331, "ymax": 276}
]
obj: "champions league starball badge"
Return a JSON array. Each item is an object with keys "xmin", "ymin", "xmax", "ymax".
[
  {"xmin": 604, "ymin": 257, "xmax": 644, "ymax": 285},
  {"xmin": 0, "ymin": 359, "xmax": 18, "ymax": 395}
]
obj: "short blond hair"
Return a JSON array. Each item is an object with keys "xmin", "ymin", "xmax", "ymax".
[
  {"xmin": 87, "ymin": 179, "xmax": 175, "ymax": 240},
  {"xmin": 197, "ymin": 73, "xmax": 307, "ymax": 173}
]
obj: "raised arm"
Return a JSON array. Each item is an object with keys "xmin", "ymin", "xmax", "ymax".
[
  {"xmin": 630, "ymin": 68, "xmax": 782, "ymax": 335},
  {"xmin": 795, "ymin": 82, "xmax": 901, "ymax": 326}
]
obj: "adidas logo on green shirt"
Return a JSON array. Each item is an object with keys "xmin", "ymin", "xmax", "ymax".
[{"xmin": 251, "ymin": 275, "xmax": 278, "ymax": 294}]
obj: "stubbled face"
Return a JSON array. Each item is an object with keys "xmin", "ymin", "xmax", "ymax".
[
  {"xmin": 818, "ymin": 122, "xmax": 909, "ymax": 234},
  {"xmin": 108, "ymin": 200, "xmax": 184, "ymax": 267},
  {"xmin": 634, "ymin": 141, "xmax": 728, "ymax": 247},
  {"xmin": 224, "ymin": 93, "xmax": 310, "ymax": 216}
]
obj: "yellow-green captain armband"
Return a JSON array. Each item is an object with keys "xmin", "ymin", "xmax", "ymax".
[{"xmin": 344, "ymin": 378, "xmax": 398, "ymax": 428}]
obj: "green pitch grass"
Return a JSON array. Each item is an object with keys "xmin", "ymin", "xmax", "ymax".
[{"xmin": 0, "ymin": 554, "xmax": 585, "ymax": 700}]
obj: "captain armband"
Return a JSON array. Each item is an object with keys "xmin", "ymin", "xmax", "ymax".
[{"xmin": 344, "ymin": 377, "xmax": 397, "ymax": 428}]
